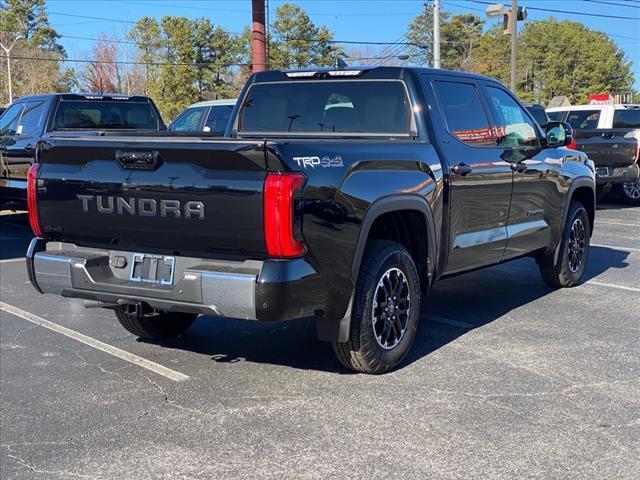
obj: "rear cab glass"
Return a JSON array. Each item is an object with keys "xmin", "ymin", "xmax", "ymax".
[
  {"xmin": 52, "ymin": 98, "xmax": 161, "ymax": 130},
  {"xmin": 238, "ymin": 80, "xmax": 413, "ymax": 136},
  {"xmin": 613, "ymin": 109, "xmax": 640, "ymax": 128}
]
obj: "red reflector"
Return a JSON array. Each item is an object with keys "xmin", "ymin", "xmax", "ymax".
[
  {"xmin": 264, "ymin": 173, "xmax": 305, "ymax": 257},
  {"xmin": 27, "ymin": 164, "xmax": 43, "ymax": 237},
  {"xmin": 567, "ymin": 139, "xmax": 577, "ymax": 150}
]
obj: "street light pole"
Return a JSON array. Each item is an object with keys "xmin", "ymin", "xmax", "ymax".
[
  {"xmin": 0, "ymin": 35, "xmax": 23, "ymax": 104},
  {"xmin": 510, "ymin": 0, "xmax": 517, "ymax": 92},
  {"xmin": 433, "ymin": 0, "xmax": 441, "ymax": 69}
]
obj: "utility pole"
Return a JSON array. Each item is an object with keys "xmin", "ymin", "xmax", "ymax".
[
  {"xmin": 485, "ymin": 2, "xmax": 526, "ymax": 93},
  {"xmin": 0, "ymin": 35, "xmax": 23, "ymax": 104},
  {"xmin": 433, "ymin": 0, "xmax": 441, "ymax": 69},
  {"xmin": 251, "ymin": 0, "xmax": 267, "ymax": 73},
  {"xmin": 510, "ymin": 0, "xmax": 517, "ymax": 92}
]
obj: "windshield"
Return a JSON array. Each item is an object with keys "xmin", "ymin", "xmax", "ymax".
[
  {"xmin": 239, "ymin": 80, "xmax": 412, "ymax": 135},
  {"xmin": 52, "ymin": 100, "xmax": 161, "ymax": 130}
]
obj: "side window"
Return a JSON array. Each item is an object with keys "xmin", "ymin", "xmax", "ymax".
[
  {"xmin": 0, "ymin": 103, "xmax": 24, "ymax": 136},
  {"xmin": 204, "ymin": 105, "xmax": 234, "ymax": 135},
  {"xmin": 612, "ymin": 109, "xmax": 640, "ymax": 128},
  {"xmin": 168, "ymin": 107, "xmax": 206, "ymax": 131},
  {"xmin": 18, "ymin": 100, "xmax": 46, "ymax": 135},
  {"xmin": 433, "ymin": 80, "xmax": 495, "ymax": 146},
  {"xmin": 486, "ymin": 86, "xmax": 540, "ymax": 147},
  {"xmin": 566, "ymin": 110, "xmax": 600, "ymax": 129}
]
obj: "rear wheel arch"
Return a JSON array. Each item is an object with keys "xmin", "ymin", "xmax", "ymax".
[{"xmin": 351, "ymin": 196, "xmax": 436, "ymax": 288}]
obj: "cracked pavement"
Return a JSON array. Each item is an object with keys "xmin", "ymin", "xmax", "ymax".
[{"xmin": 1, "ymin": 203, "xmax": 639, "ymax": 479}]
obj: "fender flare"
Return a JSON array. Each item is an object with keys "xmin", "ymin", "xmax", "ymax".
[
  {"xmin": 318, "ymin": 195, "xmax": 436, "ymax": 343},
  {"xmin": 553, "ymin": 176, "xmax": 596, "ymax": 264},
  {"xmin": 350, "ymin": 195, "xmax": 437, "ymax": 283}
]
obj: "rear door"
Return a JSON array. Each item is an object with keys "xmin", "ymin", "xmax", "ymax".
[
  {"xmin": 1, "ymin": 99, "xmax": 47, "ymax": 177},
  {"xmin": 423, "ymin": 75, "xmax": 513, "ymax": 274}
]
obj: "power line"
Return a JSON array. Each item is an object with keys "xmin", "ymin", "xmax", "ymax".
[
  {"xmin": 581, "ymin": 0, "xmax": 640, "ymax": 7},
  {"xmin": 457, "ymin": 0, "xmax": 639, "ymax": 19}
]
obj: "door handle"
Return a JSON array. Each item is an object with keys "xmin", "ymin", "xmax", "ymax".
[
  {"xmin": 510, "ymin": 162, "xmax": 528, "ymax": 173},
  {"xmin": 451, "ymin": 163, "xmax": 472, "ymax": 176}
]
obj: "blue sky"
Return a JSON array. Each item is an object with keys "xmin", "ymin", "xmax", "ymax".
[{"xmin": 47, "ymin": 0, "xmax": 640, "ymax": 88}]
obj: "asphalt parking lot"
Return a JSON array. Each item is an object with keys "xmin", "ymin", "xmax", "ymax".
[{"xmin": 1, "ymin": 201, "xmax": 638, "ymax": 480}]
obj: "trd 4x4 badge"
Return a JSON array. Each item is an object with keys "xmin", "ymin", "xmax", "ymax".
[{"xmin": 292, "ymin": 156, "xmax": 344, "ymax": 169}]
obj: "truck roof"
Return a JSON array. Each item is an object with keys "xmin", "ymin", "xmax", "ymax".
[
  {"xmin": 11, "ymin": 92, "xmax": 155, "ymax": 102},
  {"xmin": 547, "ymin": 104, "xmax": 640, "ymax": 112},
  {"xmin": 254, "ymin": 66, "xmax": 504, "ymax": 85}
]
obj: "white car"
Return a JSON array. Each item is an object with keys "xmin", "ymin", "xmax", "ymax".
[{"xmin": 168, "ymin": 99, "xmax": 237, "ymax": 135}]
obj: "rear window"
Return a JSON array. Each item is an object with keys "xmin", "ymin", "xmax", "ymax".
[
  {"xmin": 239, "ymin": 80, "xmax": 412, "ymax": 135},
  {"xmin": 613, "ymin": 109, "xmax": 640, "ymax": 128},
  {"xmin": 566, "ymin": 110, "xmax": 601, "ymax": 129},
  {"xmin": 53, "ymin": 100, "xmax": 160, "ymax": 130}
]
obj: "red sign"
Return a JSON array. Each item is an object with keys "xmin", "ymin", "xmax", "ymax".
[{"xmin": 588, "ymin": 94, "xmax": 613, "ymax": 105}]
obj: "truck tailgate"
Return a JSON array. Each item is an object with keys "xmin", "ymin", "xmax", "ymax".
[
  {"xmin": 35, "ymin": 137, "xmax": 271, "ymax": 258},
  {"xmin": 574, "ymin": 129, "xmax": 638, "ymax": 168}
]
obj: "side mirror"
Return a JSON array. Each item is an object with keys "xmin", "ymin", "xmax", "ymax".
[{"xmin": 545, "ymin": 121, "xmax": 574, "ymax": 147}]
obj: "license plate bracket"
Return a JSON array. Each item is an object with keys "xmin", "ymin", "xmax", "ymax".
[{"xmin": 130, "ymin": 253, "xmax": 175, "ymax": 285}]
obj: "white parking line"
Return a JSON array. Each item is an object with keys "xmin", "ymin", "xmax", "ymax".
[
  {"xmin": 0, "ymin": 302, "xmax": 189, "ymax": 382},
  {"xmin": 596, "ymin": 221, "xmax": 640, "ymax": 228},
  {"xmin": 425, "ymin": 314, "xmax": 473, "ymax": 329},
  {"xmin": 585, "ymin": 281, "xmax": 640, "ymax": 293},
  {"xmin": 591, "ymin": 244, "xmax": 640, "ymax": 253}
]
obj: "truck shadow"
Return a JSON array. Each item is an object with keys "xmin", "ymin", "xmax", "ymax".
[{"xmin": 142, "ymin": 245, "xmax": 632, "ymax": 374}]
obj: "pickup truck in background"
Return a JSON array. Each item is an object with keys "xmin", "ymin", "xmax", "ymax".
[
  {"xmin": 26, "ymin": 67, "xmax": 596, "ymax": 373},
  {"xmin": 547, "ymin": 104, "xmax": 640, "ymax": 205},
  {"xmin": 0, "ymin": 93, "xmax": 165, "ymax": 207}
]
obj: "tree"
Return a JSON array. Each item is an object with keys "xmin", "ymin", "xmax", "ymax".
[
  {"xmin": 473, "ymin": 19, "xmax": 634, "ymax": 104},
  {"xmin": 0, "ymin": 0, "xmax": 70, "ymax": 102},
  {"xmin": 407, "ymin": 5, "xmax": 483, "ymax": 70},
  {"xmin": 128, "ymin": 15, "xmax": 244, "ymax": 120},
  {"xmin": 79, "ymin": 34, "xmax": 121, "ymax": 93},
  {"xmin": 269, "ymin": 3, "xmax": 343, "ymax": 69}
]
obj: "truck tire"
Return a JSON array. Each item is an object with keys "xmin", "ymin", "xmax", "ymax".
[
  {"xmin": 115, "ymin": 307, "xmax": 197, "ymax": 340},
  {"xmin": 537, "ymin": 201, "xmax": 590, "ymax": 288},
  {"xmin": 616, "ymin": 179, "xmax": 640, "ymax": 206},
  {"xmin": 332, "ymin": 240, "xmax": 421, "ymax": 374}
]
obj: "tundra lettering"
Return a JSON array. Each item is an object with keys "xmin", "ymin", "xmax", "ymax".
[{"xmin": 76, "ymin": 194, "xmax": 205, "ymax": 219}]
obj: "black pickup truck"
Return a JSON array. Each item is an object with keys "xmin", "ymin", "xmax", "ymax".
[
  {"xmin": 0, "ymin": 93, "xmax": 165, "ymax": 207},
  {"xmin": 26, "ymin": 67, "xmax": 596, "ymax": 373}
]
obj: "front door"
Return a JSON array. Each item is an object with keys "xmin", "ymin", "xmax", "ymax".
[
  {"xmin": 423, "ymin": 75, "xmax": 513, "ymax": 274},
  {"xmin": 481, "ymin": 83, "xmax": 557, "ymax": 259}
]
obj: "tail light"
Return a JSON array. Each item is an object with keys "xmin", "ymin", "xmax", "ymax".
[
  {"xmin": 263, "ymin": 172, "xmax": 306, "ymax": 257},
  {"xmin": 566, "ymin": 138, "xmax": 577, "ymax": 150},
  {"xmin": 27, "ymin": 164, "xmax": 43, "ymax": 237}
]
